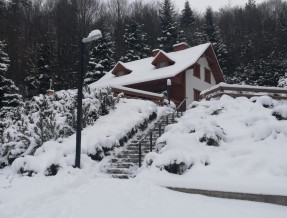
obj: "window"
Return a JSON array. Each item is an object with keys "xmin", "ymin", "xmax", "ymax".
[
  {"xmin": 204, "ymin": 68, "xmax": 211, "ymax": 84},
  {"xmin": 194, "ymin": 89, "xmax": 201, "ymax": 101},
  {"xmin": 117, "ymin": 71, "xmax": 124, "ymax": 77},
  {"xmin": 193, "ymin": 64, "xmax": 200, "ymax": 79},
  {"xmin": 159, "ymin": 62, "xmax": 166, "ymax": 68}
]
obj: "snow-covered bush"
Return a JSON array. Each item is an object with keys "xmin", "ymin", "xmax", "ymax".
[
  {"xmin": 272, "ymin": 105, "xmax": 287, "ymax": 120},
  {"xmin": 10, "ymin": 99, "xmax": 158, "ymax": 176},
  {"xmin": 0, "ymin": 87, "xmax": 119, "ymax": 169},
  {"xmin": 143, "ymin": 95, "xmax": 287, "ymax": 177}
]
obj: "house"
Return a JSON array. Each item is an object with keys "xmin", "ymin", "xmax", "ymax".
[{"xmin": 90, "ymin": 42, "xmax": 225, "ymax": 109}]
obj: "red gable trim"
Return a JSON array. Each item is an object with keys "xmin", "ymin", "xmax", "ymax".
[
  {"xmin": 151, "ymin": 51, "xmax": 175, "ymax": 67},
  {"xmin": 202, "ymin": 45, "xmax": 225, "ymax": 83},
  {"xmin": 111, "ymin": 62, "xmax": 132, "ymax": 76}
]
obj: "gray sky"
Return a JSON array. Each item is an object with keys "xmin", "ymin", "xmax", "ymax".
[{"xmin": 140, "ymin": 0, "xmax": 268, "ymax": 12}]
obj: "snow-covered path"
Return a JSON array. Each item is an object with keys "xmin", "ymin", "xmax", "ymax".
[{"xmin": 0, "ymin": 170, "xmax": 286, "ymax": 218}]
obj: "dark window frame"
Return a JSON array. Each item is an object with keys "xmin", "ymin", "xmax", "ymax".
[
  {"xmin": 204, "ymin": 68, "xmax": 211, "ymax": 84},
  {"xmin": 193, "ymin": 64, "xmax": 201, "ymax": 79}
]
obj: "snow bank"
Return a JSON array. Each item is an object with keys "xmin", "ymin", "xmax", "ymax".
[
  {"xmin": 11, "ymin": 99, "xmax": 157, "ymax": 176},
  {"xmin": 1, "ymin": 172, "xmax": 287, "ymax": 218},
  {"xmin": 139, "ymin": 95, "xmax": 287, "ymax": 195}
]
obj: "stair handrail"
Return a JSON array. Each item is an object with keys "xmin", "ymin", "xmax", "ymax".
[{"xmin": 138, "ymin": 97, "xmax": 188, "ymax": 167}]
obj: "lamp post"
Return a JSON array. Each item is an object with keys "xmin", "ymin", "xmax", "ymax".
[
  {"xmin": 75, "ymin": 30, "xmax": 102, "ymax": 168},
  {"xmin": 167, "ymin": 79, "xmax": 171, "ymax": 104}
]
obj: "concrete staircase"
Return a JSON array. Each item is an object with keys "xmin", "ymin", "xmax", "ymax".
[{"xmin": 104, "ymin": 111, "xmax": 183, "ymax": 179}]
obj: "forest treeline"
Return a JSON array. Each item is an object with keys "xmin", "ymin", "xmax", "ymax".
[{"xmin": 0, "ymin": 0, "xmax": 287, "ymax": 99}]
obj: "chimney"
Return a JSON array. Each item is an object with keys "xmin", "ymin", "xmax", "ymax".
[
  {"xmin": 173, "ymin": 42, "xmax": 189, "ymax": 52},
  {"xmin": 152, "ymin": 49, "xmax": 160, "ymax": 57}
]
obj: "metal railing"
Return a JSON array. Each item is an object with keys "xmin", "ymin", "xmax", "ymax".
[{"xmin": 138, "ymin": 97, "xmax": 188, "ymax": 167}]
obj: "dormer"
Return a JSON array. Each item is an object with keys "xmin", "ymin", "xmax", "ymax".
[
  {"xmin": 151, "ymin": 51, "xmax": 175, "ymax": 69},
  {"xmin": 111, "ymin": 61, "xmax": 132, "ymax": 77},
  {"xmin": 173, "ymin": 42, "xmax": 189, "ymax": 52}
]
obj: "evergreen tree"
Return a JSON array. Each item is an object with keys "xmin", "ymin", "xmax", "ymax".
[
  {"xmin": 158, "ymin": 0, "xmax": 179, "ymax": 52},
  {"xmin": 53, "ymin": 0, "xmax": 79, "ymax": 90},
  {"xmin": 204, "ymin": 7, "xmax": 229, "ymax": 75},
  {"xmin": 84, "ymin": 33, "xmax": 115, "ymax": 85},
  {"xmin": 230, "ymin": 52, "xmax": 286, "ymax": 86},
  {"xmin": 24, "ymin": 41, "xmax": 55, "ymax": 97},
  {"xmin": 278, "ymin": 73, "xmax": 287, "ymax": 88},
  {"xmin": 0, "ymin": 40, "xmax": 9, "ymax": 77},
  {"xmin": 0, "ymin": 75, "xmax": 23, "ymax": 117},
  {"xmin": 121, "ymin": 19, "xmax": 151, "ymax": 62},
  {"xmin": 179, "ymin": 1, "xmax": 195, "ymax": 45}
]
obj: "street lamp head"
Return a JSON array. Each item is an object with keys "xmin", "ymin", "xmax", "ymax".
[
  {"xmin": 82, "ymin": 30, "xmax": 102, "ymax": 43},
  {"xmin": 167, "ymin": 79, "xmax": 171, "ymax": 86}
]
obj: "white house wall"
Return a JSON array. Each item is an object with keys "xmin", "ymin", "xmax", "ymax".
[{"xmin": 185, "ymin": 57, "xmax": 216, "ymax": 106}]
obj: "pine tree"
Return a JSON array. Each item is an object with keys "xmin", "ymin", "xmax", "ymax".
[
  {"xmin": 158, "ymin": 0, "xmax": 179, "ymax": 52},
  {"xmin": 0, "ymin": 75, "xmax": 23, "ymax": 117},
  {"xmin": 204, "ymin": 7, "xmax": 229, "ymax": 75},
  {"xmin": 84, "ymin": 33, "xmax": 115, "ymax": 85},
  {"xmin": 121, "ymin": 19, "xmax": 151, "ymax": 62},
  {"xmin": 0, "ymin": 40, "xmax": 9, "ymax": 77},
  {"xmin": 24, "ymin": 41, "xmax": 55, "ymax": 97},
  {"xmin": 179, "ymin": 1, "xmax": 195, "ymax": 44}
]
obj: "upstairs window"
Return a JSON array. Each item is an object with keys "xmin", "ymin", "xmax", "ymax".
[
  {"xmin": 159, "ymin": 62, "xmax": 166, "ymax": 68},
  {"xmin": 204, "ymin": 68, "xmax": 211, "ymax": 84},
  {"xmin": 117, "ymin": 71, "xmax": 124, "ymax": 77},
  {"xmin": 193, "ymin": 64, "xmax": 200, "ymax": 79}
]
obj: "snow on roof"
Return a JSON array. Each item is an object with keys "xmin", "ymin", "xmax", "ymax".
[
  {"xmin": 201, "ymin": 82, "xmax": 287, "ymax": 95},
  {"xmin": 111, "ymin": 85, "xmax": 164, "ymax": 98},
  {"xmin": 91, "ymin": 43, "xmax": 211, "ymax": 89}
]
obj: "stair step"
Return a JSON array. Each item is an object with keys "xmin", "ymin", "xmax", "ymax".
[
  {"xmin": 107, "ymin": 168, "xmax": 133, "ymax": 174},
  {"xmin": 109, "ymin": 163, "xmax": 135, "ymax": 168},
  {"xmin": 106, "ymin": 112, "xmax": 185, "ymax": 179},
  {"xmin": 111, "ymin": 174, "xmax": 131, "ymax": 179}
]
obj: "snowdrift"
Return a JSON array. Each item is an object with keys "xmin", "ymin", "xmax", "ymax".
[{"xmin": 141, "ymin": 95, "xmax": 287, "ymax": 194}]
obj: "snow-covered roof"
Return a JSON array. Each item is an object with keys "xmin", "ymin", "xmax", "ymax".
[
  {"xmin": 91, "ymin": 43, "xmax": 212, "ymax": 89},
  {"xmin": 111, "ymin": 85, "xmax": 164, "ymax": 98}
]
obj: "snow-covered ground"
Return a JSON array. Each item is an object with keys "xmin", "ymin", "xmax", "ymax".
[
  {"xmin": 1, "ymin": 169, "xmax": 287, "ymax": 218},
  {"xmin": 139, "ymin": 95, "xmax": 287, "ymax": 195}
]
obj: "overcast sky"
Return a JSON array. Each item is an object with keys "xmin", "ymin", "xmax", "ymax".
[{"xmin": 140, "ymin": 0, "xmax": 268, "ymax": 13}]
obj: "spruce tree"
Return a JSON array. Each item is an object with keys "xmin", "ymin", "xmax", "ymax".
[
  {"xmin": 204, "ymin": 7, "xmax": 229, "ymax": 75},
  {"xmin": 121, "ymin": 19, "xmax": 151, "ymax": 62},
  {"xmin": 24, "ymin": 41, "xmax": 54, "ymax": 97},
  {"xmin": 84, "ymin": 33, "xmax": 115, "ymax": 85},
  {"xmin": 179, "ymin": 1, "xmax": 195, "ymax": 44},
  {"xmin": 0, "ymin": 75, "xmax": 23, "ymax": 117},
  {"xmin": 0, "ymin": 40, "xmax": 9, "ymax": 77},
  {"xmin": 158, "ymin": 0, "xmax": 179, "ymax": 52}
]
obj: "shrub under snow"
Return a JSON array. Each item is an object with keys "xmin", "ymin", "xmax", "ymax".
[
  {"xmin": 143, "ymin": 95, "xmax": 287, "ymax": 178},
  {"xmin": 0, "ymin": 87, "xmax": 118, "ymax": 169},
  {"xmin": 10, "ymin": 98, "xmax": 158, "ymax": 176}
]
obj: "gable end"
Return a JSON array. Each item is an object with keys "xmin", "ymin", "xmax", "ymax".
[
  {"xmin": 151, "ymin": 51, "xmax": 175, "ymax": 68},
  {"xmin": 111, "ymin": 62, "xmax": 132, "ymax": 77}
]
